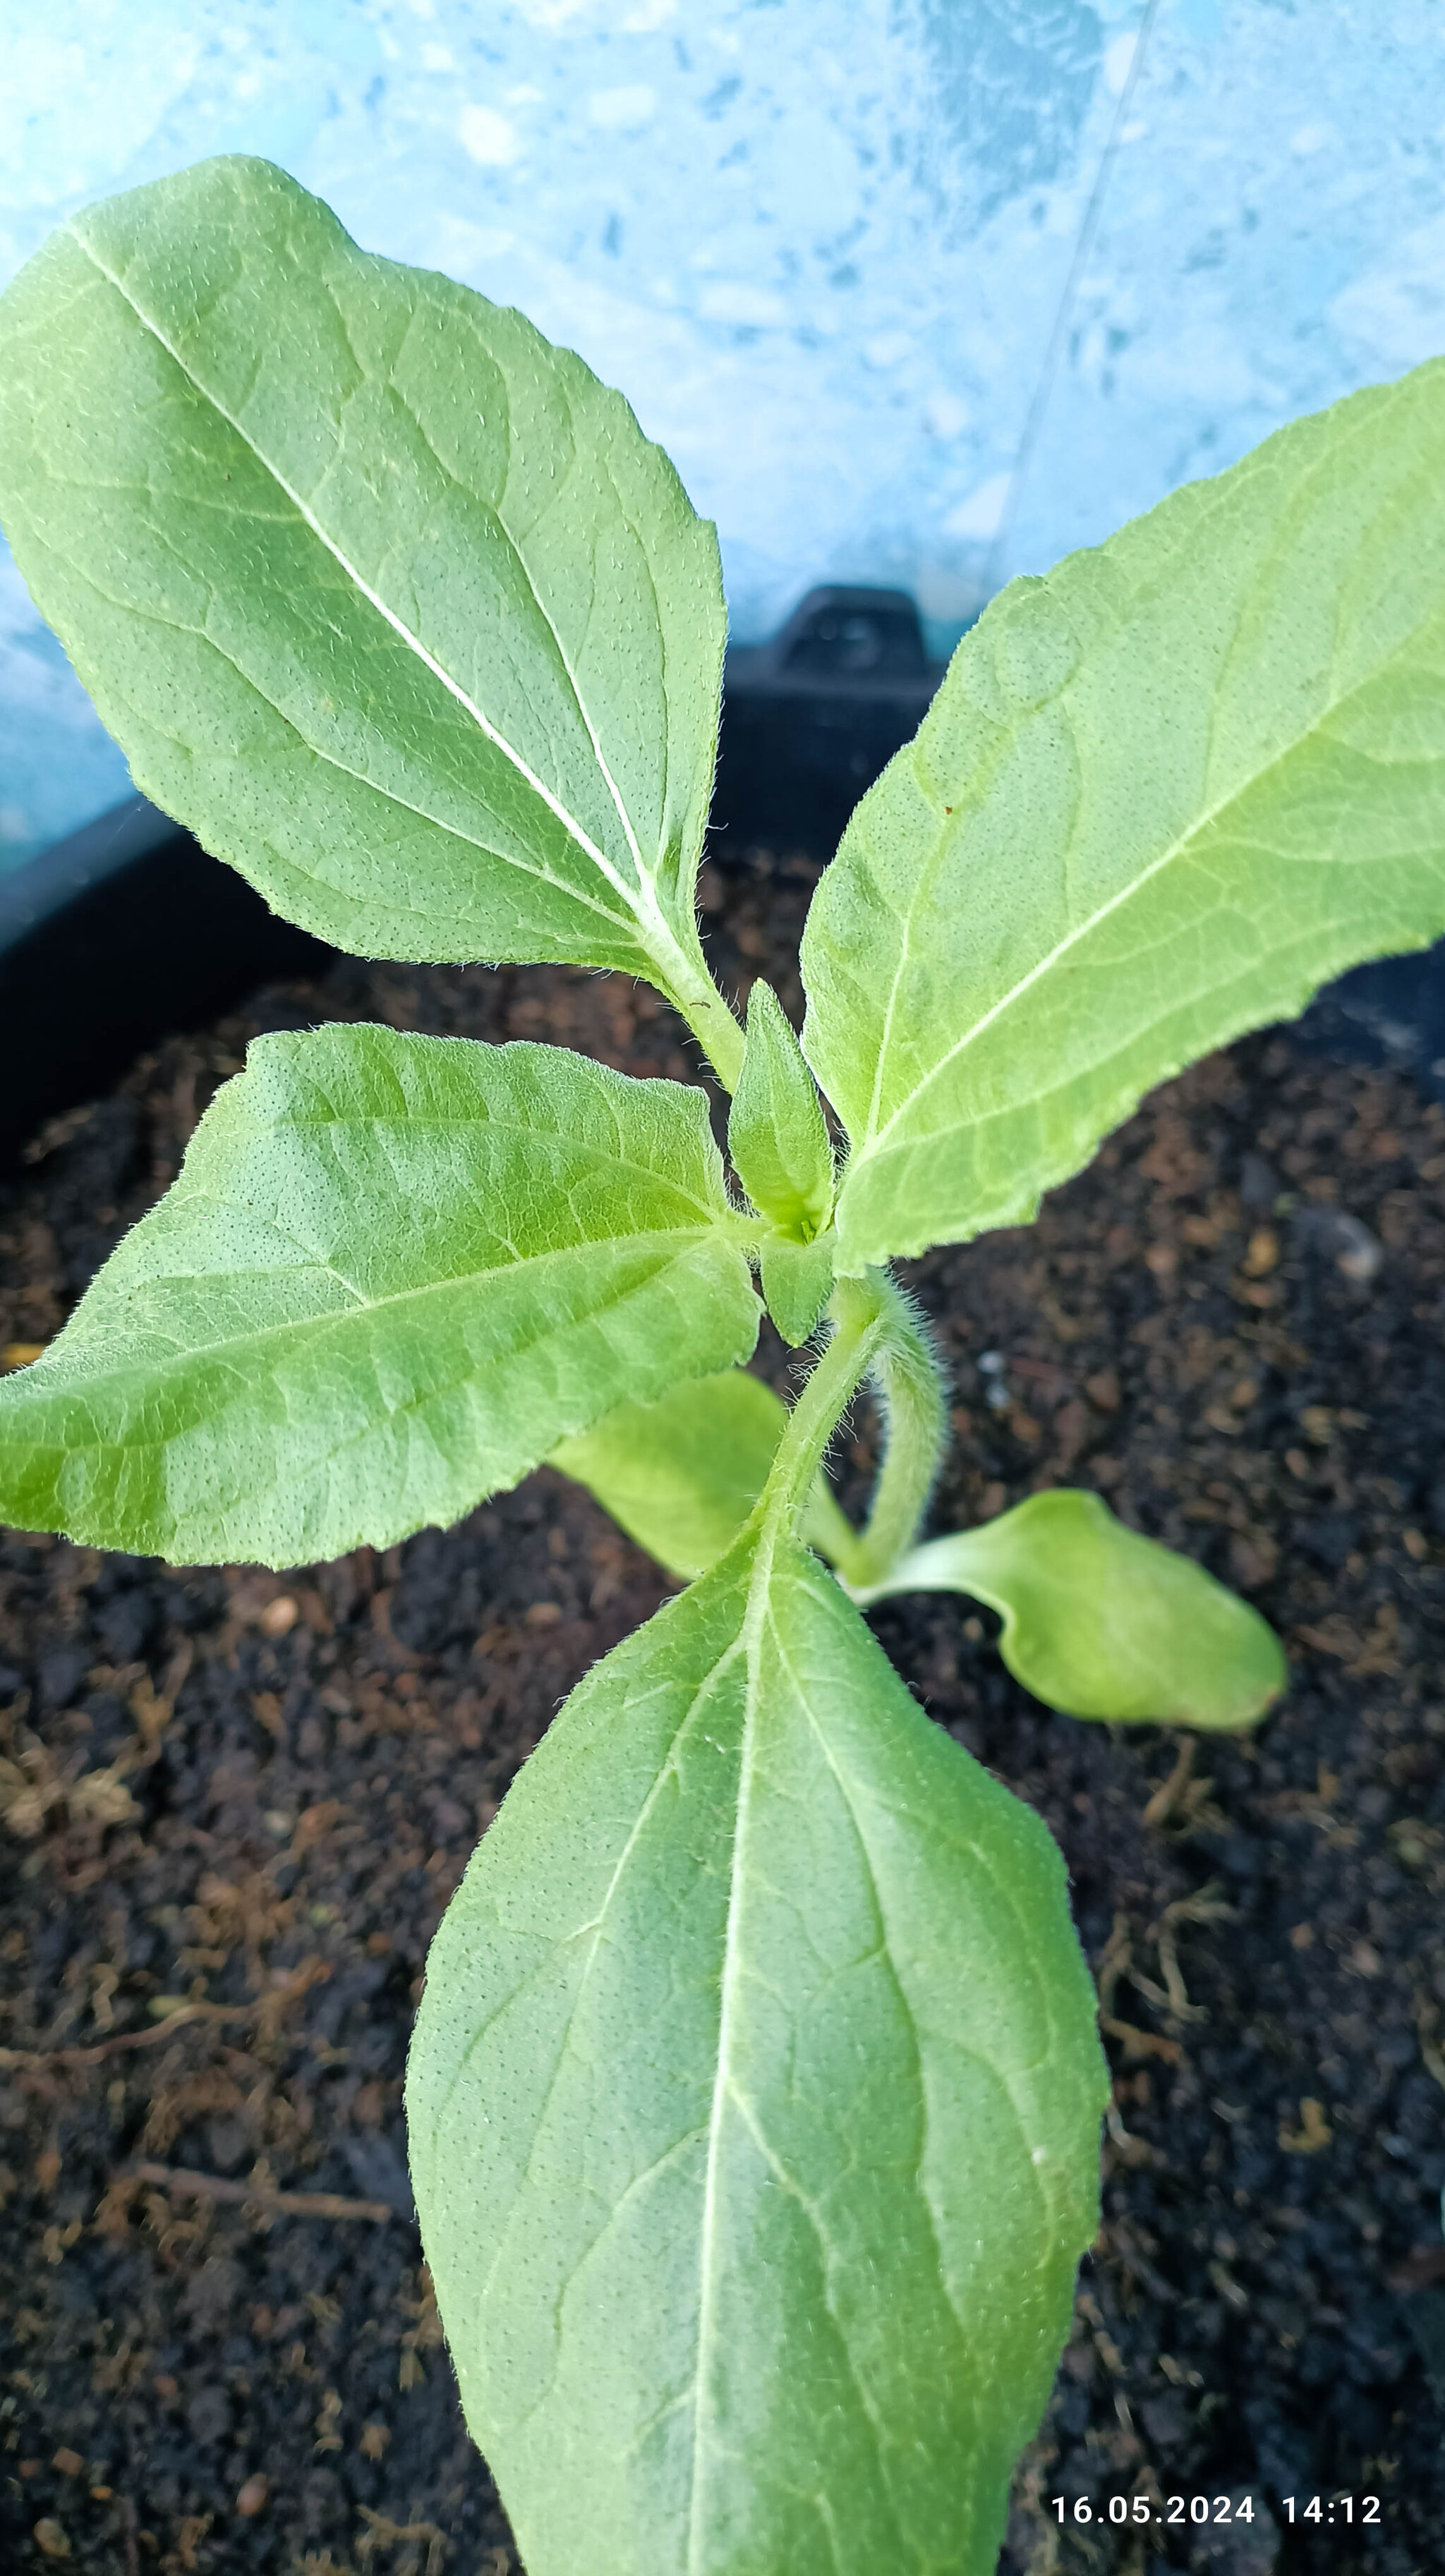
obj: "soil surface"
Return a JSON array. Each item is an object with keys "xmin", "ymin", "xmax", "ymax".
[{"xmin": 1, "ymin": 848, "xmax": 1443, "ymax": 2576}]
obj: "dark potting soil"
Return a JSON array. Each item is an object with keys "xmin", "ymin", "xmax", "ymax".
[{"xmin": 1, "ymin": 846, "xmax": 1443, "ymax": 2576}]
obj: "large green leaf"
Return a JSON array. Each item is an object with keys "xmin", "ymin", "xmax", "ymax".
[
  {"xmin": 408, "ymin": 1528, "xmax": 1107, "ymax": 2576},
  {"xmin": 0, "ymin": 157, "xmax": 727, "ymax": 1023},
  {"xmin": 863, "ymin": 1490, "xmax": 1286, "ymax": 1730},
  {"xmin": 551, "ymin": 1368, "xmax": 857, "ymax": 1579},
  {"xmin": 0, "ymin": 1028, "xmax": 757, "ymax": 1567},
  {"xmin": 802, "ymin": 362, "xmax": 1445, "ymax": 1267}
]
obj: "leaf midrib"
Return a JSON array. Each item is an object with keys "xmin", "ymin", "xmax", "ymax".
[
  {"xmin": 686, "ymin": 1526, "xmax": 779, "ymax": 2574},
  {"xmin": 68, "ymin": 227, "xmax": 661, "ymax": 940},
  {"xmin": 341, "ymin": 281, "xmax": 657, "ymax": 895},
  {"xmin": 15, "ymin": 1226, "xmax": 744, "ymax": 1402},
  {"xmin": 181, "ymin": 1109, "xmax": 734, "ymax": 1231}
]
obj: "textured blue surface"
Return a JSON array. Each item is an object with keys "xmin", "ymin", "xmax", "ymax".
[{"xmin": 2, "ymin": 0, "xmax": 1444, "ymax": 870}]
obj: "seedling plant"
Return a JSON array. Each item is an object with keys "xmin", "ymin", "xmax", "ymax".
[{"xmin": 2, "ymin": 159, "xmax": 1444, "ymax": 2576}]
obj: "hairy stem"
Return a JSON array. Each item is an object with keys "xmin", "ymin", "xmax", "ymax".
[
  {"xmin": 828, "ymin": 1275, "xmax": 949, "ymax": 1591},
  {"xmin": 758, "ymin": 1275, "xmax": 891, "ymax": 1548}
]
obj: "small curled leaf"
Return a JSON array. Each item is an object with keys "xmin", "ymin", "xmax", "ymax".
[{"xmin": 863, "ymin": 1489, "xmax": 1286, "ymax": 1730}]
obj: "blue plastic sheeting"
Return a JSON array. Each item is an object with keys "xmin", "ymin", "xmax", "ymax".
[{"xmin": 1, "ymin": 0, "xmax": 1443, "ymax": 871}]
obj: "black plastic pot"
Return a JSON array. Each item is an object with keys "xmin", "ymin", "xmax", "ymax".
[
  {"xmin": 1, "ymin": 581, "xmax": 1441, "ymax": 1165},
  {"xmin": 0, "ymin": 792, "xmax": 325, "ymax": 1166}
]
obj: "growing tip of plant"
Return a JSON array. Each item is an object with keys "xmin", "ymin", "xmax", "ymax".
[{"xmin": 728, "ymin": 978, "xmax": 835, "ymax": 1241}]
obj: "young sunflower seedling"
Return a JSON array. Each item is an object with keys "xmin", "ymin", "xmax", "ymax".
[{"xmin": 2, "ymin": 157, "xmax": 1444, "ymax": 2576}]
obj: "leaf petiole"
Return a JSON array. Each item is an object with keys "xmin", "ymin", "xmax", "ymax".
[{"xmin": 653, "ymin": 912, "xmax": 747, "ymax": 1092}]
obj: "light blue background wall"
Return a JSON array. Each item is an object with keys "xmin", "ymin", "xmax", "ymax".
[{"xmin": 2, "ymin": 0, "xmax": 1444, "ymax": 868}]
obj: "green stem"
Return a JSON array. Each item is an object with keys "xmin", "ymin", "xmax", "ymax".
[
  {"xmin": 809, "ymin": 1273, "xmax": 948, "ymax": 1591},
  {"xmin": 751, "ymin": 1268, "xmax": 949, "ymax": 1587},
  {"xmin": 758, "ymin": 1275, "xmax": 890, "ymax": 1548},
  {"xmin": 850, "ymin": 1277, "xmax": 949, "ymax": 1587}
]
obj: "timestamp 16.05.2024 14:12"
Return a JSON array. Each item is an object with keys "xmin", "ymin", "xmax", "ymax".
[{"xmin": 1051, "ymin": 2492, "xmax": 1382, "ymax": 2529}]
